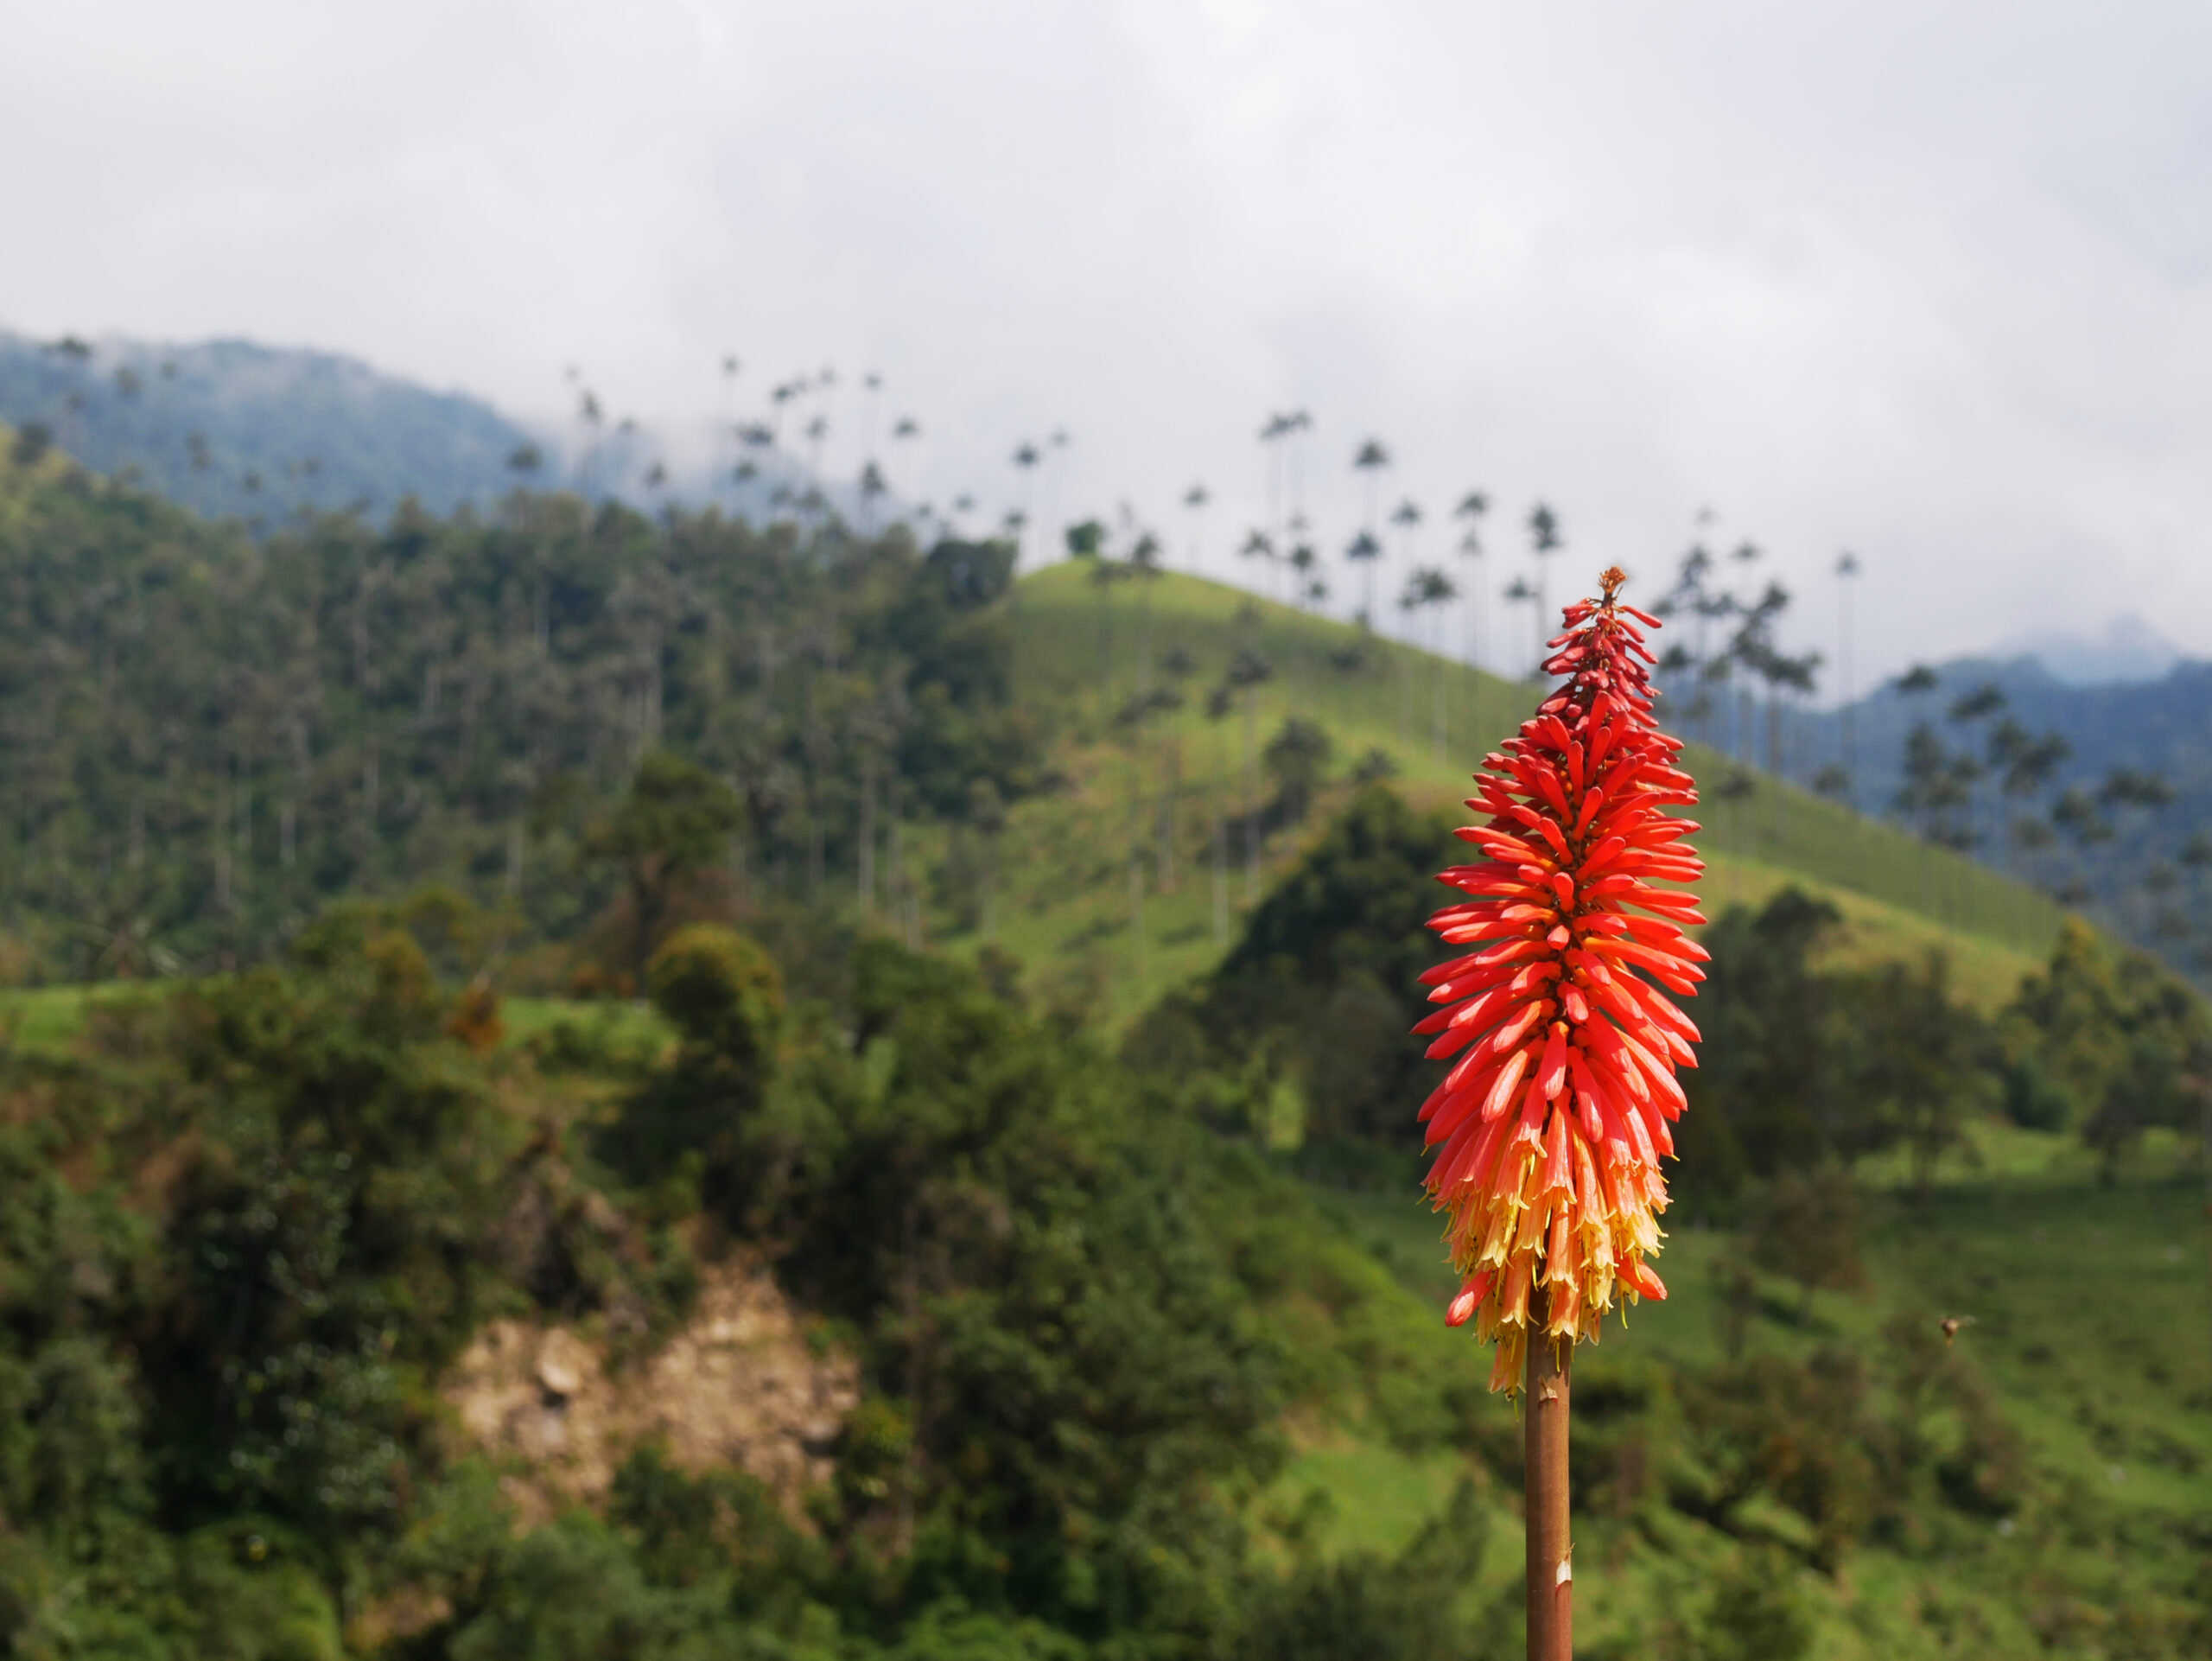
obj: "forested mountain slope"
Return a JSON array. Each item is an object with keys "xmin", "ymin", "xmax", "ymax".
[
  {"xmin": 1806, "ymin": 652, "xmax": 2212, "ymax": 968},
  {"xmin": 0, "ymin": 435, "xmax": 2069, "ymax": 1015},
  {"xmin": 0, "ymin": 435, "xmax": 1034, "ymax": 981}
]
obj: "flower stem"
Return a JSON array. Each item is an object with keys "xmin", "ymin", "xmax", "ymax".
[{"xmin": 1525, "ymin": 1312, "xmax": 1573, "ymax": 1661}]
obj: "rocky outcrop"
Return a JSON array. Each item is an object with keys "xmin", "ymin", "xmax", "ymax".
[{"xmin": 442, "ymin": 1255, "xmax": 860, "ymax": 1524}]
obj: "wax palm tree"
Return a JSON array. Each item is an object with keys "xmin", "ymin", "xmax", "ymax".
[
  {"xmin": 1289, "ymin": 540, "xmax": 1317, "ymax": 610},
  {"xmin": 1394, "ymin": 573, "xmax": 1421, "ymax": 744},
  {"xmin": 1526, "ymin": 502, "xmax": 1561, "ymax": 671},
  {"xmin": 769, "ymin": 377, "xmax": 801, "ymax": 449},
  {"xmin": 1239, "ymin": 527, "xmax": 1276, "ymax": 596},
  {"xmin": 1352, "ymin": 436, "xmax": 1390, "ymax": 553},
  {"xmin": 1896, "ymin": 663, "xmax": 1939, "ymax": 703},
  {"xmin": 612, "ymin": 416, "xmax": 645, "ymax": 499},
  {"xmin": 766, "ymin": 378, "xmax": 805, "ymax": 514},
  {"xmin": 1711, "ymin": 544, "xmax": 1767, "ymax": 760},
  {"xmin": 1411, "ymin": 565, "xmax": 1458, "ymax": 760},
  {"xmin": 1010, "ymin": 441, "xmax": 1041, "ymax": 567},
  {"xmin": 1344, "ymin": 531, "xmax": 1382, "ymax": 627},
  {"xmin": 1353, "ymin": 436, "xmax": 1390, "ymax": 503},
  {"xmin": 804, "ymin": 416, "xmax": 830, "ymax": 519},
  {"xmin": 1451, "ymin": 490, "xmax": 1491, "ymax": 743},
  {"xmin": 888, "ymin": 416, "xmax": 920, "ymax": 514},
  {"xmin": 1651, "ymin": 538, "xmax": 1713, "ymax": 735},
  {"xmin": 575, "ymin": 385, "xmax": 605, "ymax": 497},
  {"xmin": 1946, "ymin": 682, "xmax": 2007, "ymax": 855},
  {"xmin": 1066, "ymin": 519, "xmax": 1120, "ymax": 690},
  {"xmin": 1283, "ymin": 409, "xmax": 1315, "ymax": 529},
  {"xmin": 1500, "ymin": 574, "xmax": 1537, "ymax": 677},
  {"xmin": 1260, "ymin": 413, "xmax": 1294, "ymax": 575},
  {"xmin": 1760, "ymin": 641, "xmax": 1821, "ymax": 843},
  {"xmin": 42, "ymin": 335, "xmax": 92, "ymax": 457},
  {"xmin": 858, "ymin": 461, "xmax": 889, "ymax": 534},
  {"xmin": 718, "ymin": 353, "xmax": 742, "ymax": 508},
  {"xmin": 809, "ymin": 366, "xmax": 839, "ymax": 483},
  {"xmin": 2095, "ymin": 764, "xmax": 2176, "ymax": 907},
  {"xmin": 1182, "ymin": 482, "xmax": 1210, "ymax": 571},
  {"xmin": 1834, "ymin": 550, "xmax": 1861, "ymax": 803},
  {"xmin": 1225, "ymin": 647, "xmax": 1275, "ymax": 900},
  {"xmin": 1892, "ymin": 662, "xmax": 1942, "ymax": 906},
  {"xmin": 1989, "ymin": 718, "xmax": 2070, "ymax": 925},
  {"xmin": 1388, "ymin": 498, "xmax": 1423, "ymax": 636},
  {"xmin": 78, "ymin": 891, "xmax": 181, "ymax": 981},
  {"xmin": 1688, "ymin": 558, "xmax": 1738, "ymax": 748},
  {"xmin": 1129, "ymin": 531, "xmax": 1164, "ymax": 699},
  {"xmin": 1033, "ymin": 429, "xmax": 1071, "ymax": 551}
]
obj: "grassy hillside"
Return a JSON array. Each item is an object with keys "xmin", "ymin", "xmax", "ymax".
[
  {"xmin": 970, "ymin": 563, "xmax": 2063, "ymax": 1023},
  {"xmin": 1289, "ymin": 1122, "xmax": 2210, "ymax": 1658}
]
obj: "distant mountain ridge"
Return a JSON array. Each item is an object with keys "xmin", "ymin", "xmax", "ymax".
[
  {"xmin": 1827, "ymin": 653, "xmax": 2212, "ymax": 810},
  {"xmin": 0, "ymin": 328, "xmax": 881, "ymax": 532},
  {"xmin": 1993, "ymin": 613, "xmax": 2192, "ymax": 684},
  {"xmin": 0, "ymin": 329, "xmax": 544, "ymax": 524},
  {"xmin": 1799, "ymin": 651, "xmax": 2212, "ymax": 973}
]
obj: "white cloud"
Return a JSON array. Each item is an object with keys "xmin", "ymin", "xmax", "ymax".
[{"xmin": 3, "ymin": 0, "xmax": 2209, "ymax": 690}]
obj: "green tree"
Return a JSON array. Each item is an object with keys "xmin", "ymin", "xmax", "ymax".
[
  {"xmin": 1749, "ymin": 1168, "xmax": 1867, "ymax": 1320},
  {"xmin": 2005, "ymin": 918, "xmax": 2208, "ymax": 1176},
  {"xmin": 1847, "ymin": 950, "xmax": 1986, "ymax": 1200},
  {"xmin": 1679, "ymin": 888, "xmax": 1850, "ymax": 1204},
  {"xmin": 1262, "ymin": 716, "xmax": 1332, "ymax": 824},
  {"xmin": 603, "ymin": 924, "xmax": 785, "ymax": 1206},
  {"xmin": 1159, "ymin": 784, "xmax": 1453, "ymax": 1144},
  {"xmin": 583, "ymin": 753, "xmax": 742, "ymax": 990}
]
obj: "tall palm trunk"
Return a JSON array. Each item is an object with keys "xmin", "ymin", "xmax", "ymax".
[
  {"xmin": 1243, "ymin": 684, "xmax": 1260, "ymax": 902},
  {"xmin": 857, "ymin": 748, "xmax": 877, "ymax": 915},
  {"xmin": 1432, "ymin": 608, "xmax": 1448, "ymax": 763},
  {"xmin": 1211, "ymin": 792, "xmax": 1229, "ymax": 945}
]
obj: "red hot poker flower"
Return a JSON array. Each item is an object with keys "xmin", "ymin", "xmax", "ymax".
[{"xmin": 1414, "ymin": 565, "xmax": 1707, "ymax": 1394}]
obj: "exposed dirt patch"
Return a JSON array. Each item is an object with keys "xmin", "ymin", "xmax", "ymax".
[{"xmin": 443, "ymin": 1254, "xmax": 860, "ymax": 1526}]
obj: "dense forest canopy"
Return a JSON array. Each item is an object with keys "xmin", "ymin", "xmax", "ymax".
[{"xmin": 0, "ymin": 436, "xmax": 1040, "ymax": 982}]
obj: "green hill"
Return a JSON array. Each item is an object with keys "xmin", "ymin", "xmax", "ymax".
[{"xmin": 970, "ymin": 561, "xmax": 2063, "ymax": 1023}]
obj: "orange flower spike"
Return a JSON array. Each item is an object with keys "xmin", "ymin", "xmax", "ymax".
[{"xmin": 1412, "ymin": 565, "xmax": 1703, "ymax": 1395}]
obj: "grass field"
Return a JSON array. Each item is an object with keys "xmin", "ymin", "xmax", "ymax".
[
  {"xmin": 0, "ymin": 978, "xmax": 175, "ymax": 1050},
  {"xmin": 969, "ymin": 563, "xmax": 2061, "ymax": 1024},
  {"xmin": 0, "ymin": 983, "xmax": 676, "ymax": 1063},
  {"xmin": 1287, "ymin": 1120, "xmax": 2212, "ymax": 1657}
]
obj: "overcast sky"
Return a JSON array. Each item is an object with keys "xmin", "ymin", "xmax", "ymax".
[{"xmin": 4, "ymin": 1, "xmax": 2209, "ymax": 689}]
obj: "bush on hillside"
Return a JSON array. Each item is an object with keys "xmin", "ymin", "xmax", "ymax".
[
  {"xmin": 2003, "ymin": 919, "xmax": 2209, "ymax": 1176},
  {"xmin": 1133, "ymin": 783, "xmax": 1457, "ymax": 1147}
]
